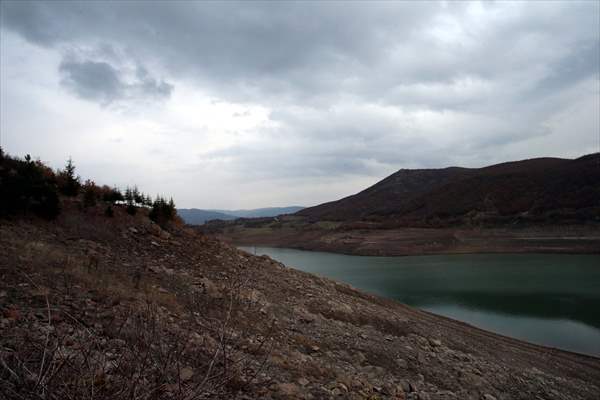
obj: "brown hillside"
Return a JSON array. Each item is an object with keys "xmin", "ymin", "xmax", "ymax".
[{"xmin": 297, "ymin": 154, "xmax": 600, "ymax": 226}]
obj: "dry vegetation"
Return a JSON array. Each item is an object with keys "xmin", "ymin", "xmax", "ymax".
[{"xmin": 0, "ymin": 211, "xmax": 276, "ymax": 399}]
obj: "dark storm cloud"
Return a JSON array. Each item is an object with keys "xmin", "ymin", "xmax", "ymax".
[
  {"xmin": 58, "ymin": 58, "xmax": 172, "ymax": 104},
  {"xmin": 2, "ymin": 1, "xmax": 597, "ymax": 107},
  {"xmin": 0, "ymin": 1, "xmax": 447, "ymax": 102},
  {"xmin": 59, "ymin": 60, "xmax": 122, "ymax": 103}
]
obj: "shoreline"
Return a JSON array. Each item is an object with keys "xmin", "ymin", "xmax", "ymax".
[
  {"xmin": 209, "ymin": 223, "xmax": 600, "ymax": 257},
  {"xmin": 235, "ymin": 242, "xmax": 600, "ymax": 258}
]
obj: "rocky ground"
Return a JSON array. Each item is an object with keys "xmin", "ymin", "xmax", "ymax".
[{"xmin": 1, "ymin": 206, "xmax": 599, "ymax": 399}]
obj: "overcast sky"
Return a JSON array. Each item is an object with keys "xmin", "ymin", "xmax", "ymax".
[{"xmin": 1, "ymin": 1, "xmax": 598, "ymax": 209}]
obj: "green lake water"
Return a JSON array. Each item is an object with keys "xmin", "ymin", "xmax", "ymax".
[{"xmin": 239, "ymin": 246, "xmax": 600, "ymax": 356}]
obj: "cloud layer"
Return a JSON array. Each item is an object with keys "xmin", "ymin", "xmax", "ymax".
[{"xmin": 1, "ymin": 1, "xmax": 598, "ymax": 208}]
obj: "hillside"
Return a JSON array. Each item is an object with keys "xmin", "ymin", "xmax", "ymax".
[
  {"xmin": 297, "ymin": 154, "xmax": 600, "ymax": 225},
  {"xmin": 2, "ymin": 201, "xmax": 600, "ymax": 399},
  {"xmin": 179, "ymin": 207, "xmax": 305, "ymax": 225},
  {"xmin": 207, "ymin": 154, "xmax": 600, "ymax": 255}
]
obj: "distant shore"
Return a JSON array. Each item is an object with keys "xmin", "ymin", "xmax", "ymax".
[{"xmin": 212, "ymin": 224, "xmax": 600, "ymax": 257}]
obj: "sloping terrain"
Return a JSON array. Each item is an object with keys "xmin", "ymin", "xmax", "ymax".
[
  {"xmin": 1, "ymin": 203, "xmax": 600, "ymax": 399},
  {"xmin": 297, "ymin": 154, "xmax": 600, "ymax": 226}
]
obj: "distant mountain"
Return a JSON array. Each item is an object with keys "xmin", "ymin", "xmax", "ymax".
[
  {"xmin": 297, "ymin": 154, "xmax": 600, "ymax": 225},
  {"xmin": 177, "ymin": 209, "xmax": 237, "ymax": 225},
  {"xmin": 216, "ymin": 206, "xmax": 305, "ymax": 219},
  {"xmin": 178, "ymin": 206, "xmax": 304, "ymax": 225}
]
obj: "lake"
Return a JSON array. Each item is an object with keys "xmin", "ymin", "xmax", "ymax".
[{"xmin": 240, "ymin": 246, "xmax": 600, "ymax": 356}]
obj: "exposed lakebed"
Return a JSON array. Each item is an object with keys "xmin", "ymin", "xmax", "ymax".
[{"xmin": 240, "ymin": 247, "xmax": 600, "ymax": 356}]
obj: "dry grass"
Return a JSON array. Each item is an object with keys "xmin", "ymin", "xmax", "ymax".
[{"xmin": 1, "ymin": 235, "xmax": 275, "ymax": 399}]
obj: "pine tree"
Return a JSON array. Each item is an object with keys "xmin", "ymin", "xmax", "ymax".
[
  {"xmin": 133, "ymin": 186, "xmax": 143, "ymax": 205},
  {"xmin": 58, "ymin": 157, "xmax": 80, "ymax": 196},
  {"xmin": 124, "ymin": 187, "xmax": 133, "ymax": 204}
]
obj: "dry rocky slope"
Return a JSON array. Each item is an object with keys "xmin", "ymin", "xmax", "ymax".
[{"xmin": 1, "ymin": 206, "xmax": 600, "ymax": 399}]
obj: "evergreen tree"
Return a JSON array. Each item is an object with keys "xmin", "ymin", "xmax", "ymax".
[
  {"xmin": 102, "ymin": 186, "xmax": 124, "ymax": 203},
  {"xmin": 57, "ymin": 157, "xmax": 80, "ymax": 196},
  {"xmin": 133, "ymin": 186, "xmax": 143, "ymax": 205},
  {"xmin": 124, "ymin": 187, "xmax": 136, "ymax": 214},
  {"xmin": 82, "ymin": 179, "xmax": 98, "ymax": 208},
  {"xmin": 124, "ymin": 187, "xmax": 133, "ymax": 204},
  {"xmin": 0, "ymin": 151, "xmax": 60, "ymax": 219},
  {"xmin": 149, "ymin": 195, "xmax": 177, "ymax": 226},
  {"xmin": 143, "ymin": 194, "xmax": 153, "ymax": 207}
]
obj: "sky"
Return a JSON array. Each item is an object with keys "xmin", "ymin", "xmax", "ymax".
[{"xmin": 1, "ymin": 1, "xmax": 599, "ymax": 209}]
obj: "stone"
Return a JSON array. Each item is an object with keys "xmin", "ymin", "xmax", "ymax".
[
  {"xmin": 395, "ymin": 388, "xmax": 406, "ymax": 400},
  {"xmin": 180, "ymin": 366, "xmax": 194, "ymax": 381},
  {"xmin": 483, "ymin": 395, "xmax": 497, "ymax": 400},
  {"xmin": 430, "ymin": 338, "xmax": 442, "ymax": 347},
  {"xmin": 199, "ymin": 278, "xmax": 220, "ymax": 298},
  {"xmin": 409, "ymin": 381, "xmax": 419, "ymax": 393},
  {"xmin": 277, "ymin": 382, "xmax": 300, "ymax": 397},
  {"xmin": 399, "ymin": 379, "xmax": 411, "ymax": 393},
  {"xmin": 298, "ymin": 377, "xmax": 310, "ymax": 386}
]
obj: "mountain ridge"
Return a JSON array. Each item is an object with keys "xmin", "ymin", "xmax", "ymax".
[
  {"xmin": 179, "ymin": 206, "xmax": 305, "ymax": 225},
  {"xmin": 297, "ymin": 154, "xmax": 599, "ymax": 225}
]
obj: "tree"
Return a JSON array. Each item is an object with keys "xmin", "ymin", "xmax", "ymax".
[
  {"xmin": 143, "ymin": 194, "xmax": 153, "ymax": 207},
  {"xmin": 0, "ymin": 151, "xmax": 60, "ymax": 219},
  {"xmin": 82, "ymin": 179, "xmax": 99, "ymax": 208},
  {"xmin": 124, "ymin": 186, "xmax": 137, "ymax": 215},
  {"xmin": 57, "ymin": 157, "xmax": 80, "ymax": 196},
  {"xmin": 124, "ymin": 187, "xmax": 133, "ymax": 204},
  {"xmin": 133, "ymin": 186, "xmax": 143, "ymax": 205},
  {"xmin": 101, "ymin": 186, "xmax": 124, "ymax": 203},
  {"xmin": 149, "ymin": 195, "xmax": 177, "ymax": 226}
]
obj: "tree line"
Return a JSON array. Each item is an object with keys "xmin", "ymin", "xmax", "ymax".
[{"xmin": 0, "ymin": 148, "xmax": 177, "ymax": 225}]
